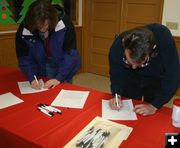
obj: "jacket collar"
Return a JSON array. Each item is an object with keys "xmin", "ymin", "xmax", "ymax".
[
  {"xmin": 55, "ymin": 20, "xmax": 65, "ymax": 32},
  {"xmin": 22, "ymin": 20, "xmax": 65, "ymax": 36},
  {"xmin": 22, "ymin": 27, "xmax": 33, "ymax": 36}
]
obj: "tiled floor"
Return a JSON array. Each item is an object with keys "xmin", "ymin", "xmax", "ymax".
[{"xmin": 73, "ymin": 72, "xmax": 179, "ymax": 108}]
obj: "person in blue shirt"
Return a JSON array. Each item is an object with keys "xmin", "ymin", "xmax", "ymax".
[
  {"xmin": 16, "ymin": 0, "xmax": 80, "ymax": 89},
  {"xmin": 109, "ymin": 24, "xmax": 180, "ymax": 116}
]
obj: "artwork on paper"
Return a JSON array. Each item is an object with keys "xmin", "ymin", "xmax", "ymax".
[
  {"xmin": 0, "ymin": 0, "xmax": 16, "ymax": 24},
  {"xmin": 64, "ymin": 116, "xmax": 133, "ymax": 148},
  {"xmin": 76, "ymin": 126, "xmax": 110, "ymax": 147}
]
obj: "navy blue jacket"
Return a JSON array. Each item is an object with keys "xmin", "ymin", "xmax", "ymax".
[
  {"xmin": 16, "ymin": 7, "xmax": 80, "ymax": 83},
  {"xmin": 109, "ymin": 24, "xmax": 180, "ymax": 108}
]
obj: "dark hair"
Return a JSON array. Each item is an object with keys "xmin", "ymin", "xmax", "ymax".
[
  {"xmin": 25, "ymin": 0, "xmax": 58, "ymax": 33},
  {"xmin": 122, "ymin": 26, "xmax": 155, "ymax": 62}
]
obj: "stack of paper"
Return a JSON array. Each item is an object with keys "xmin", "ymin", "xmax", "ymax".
[
  {"xmin": 0, "ymin": 92, "xmax": 24, "ymax": 109},
  {"xmin": 17, "ymin": 79, "xmax": 48, "ymax": 94},
  {"xmin": 51, "ymin": 89, "xmax": 89, "ymax": 109},
  {"xmin": 64, "ymin": 116, "xmax": 133, "ymax": 148}
]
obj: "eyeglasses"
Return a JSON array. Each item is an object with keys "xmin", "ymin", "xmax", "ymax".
[
  {"xmin": 122, "ymin": 55, "xmax": 150, "ymax": 68},
  {"xmin": 122, "ymin": 45, "xmax": 159, "ymax": 69}
]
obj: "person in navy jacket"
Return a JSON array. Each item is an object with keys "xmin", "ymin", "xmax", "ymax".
[
  {"xmin": 16, "ymin": 0, "xmax": 80, "ymax": 89},
  {"xmin": 109, "ymin": 24, "xmax": 180, "ymax": 116}
]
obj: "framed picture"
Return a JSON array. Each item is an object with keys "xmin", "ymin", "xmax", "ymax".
[
  {"xmin": 63, "ymin": 0, "xmax": 79, "ymax": 25},
  {"xmin": 70, "ymin": 0, "xmax": 79, "ymax": 25}
]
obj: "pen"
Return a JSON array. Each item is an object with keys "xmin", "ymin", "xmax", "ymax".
[
  {"xmin": 115, "ymin": 93, "xmax": 119, "ymax": 111},
  {"xmin": 40, "ymin": 104, "xmax": 62, "ymax": 114},
  {"xmin": 37, "ymin": 106, "xmax": 54, "ymax": 117},
  {"xmin": 45, "ymin": 104, "xmax": 62, "ymax": 114},
  {"xmin": 34, "ymin": 75, "xmax": 39, "ymax": 85}
]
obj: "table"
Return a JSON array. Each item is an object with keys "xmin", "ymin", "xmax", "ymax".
[{"xmin": 0, "ymin": 66, "xmax": 179, "ymax": 148}]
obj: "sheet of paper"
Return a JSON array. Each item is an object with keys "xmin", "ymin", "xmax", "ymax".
[
  {"xmin": 0, "ymin": 92, "xmax": 24, "ymax": 109},
  {"xmin": 102, "ymin": 99, "xmax": 137, "ymax": 120},
  {"xmin": 64, "ymin": 116, "xmax": 133, "ymax": 148},
  {"xmin": 18, "ymin": 79, "xmax": 48, "ymax": 94},
  {"xmin": 51, "ymin": 89, "xmax": 89, "ymax": 108}
]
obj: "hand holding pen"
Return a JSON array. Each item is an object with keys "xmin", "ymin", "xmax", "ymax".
[
  {"xmin": 31, "ymin": 75, "xmax": 42, "ymax": 90},
  {"xmin": 115, "ymin": 93, "xmax": 121, "ymax": 111},
  {"xmin": 109, "ymin": 93, "xmax": 122, "ymax": 111}
]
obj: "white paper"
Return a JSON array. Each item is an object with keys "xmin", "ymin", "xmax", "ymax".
[
  {"xmin": 17, "ymin": 79, "xmax": 48, "ymax": 94},
  {"xmin": 0, "ymin": 92, "xmax": 24, "ymax": 109},
  {"xmin": 51, "ymin": 89, "xmax": 89, "ymax": 108},
  {"xmin": 102, "ymin": 99, "xmax": 137, "ymax": 120}
]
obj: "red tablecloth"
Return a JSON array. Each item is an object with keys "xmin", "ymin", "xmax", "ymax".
[{"xmin": 0, "ymin": 66, "xmax": 179, "ymax": 148}]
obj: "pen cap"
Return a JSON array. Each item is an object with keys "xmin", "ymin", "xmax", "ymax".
[{"xmin": 172, "ymin": 98, "xmax": 180, "ymax": 127}]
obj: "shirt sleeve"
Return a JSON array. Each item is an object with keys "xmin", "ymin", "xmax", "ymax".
[
  {"xmin": 16, "ymin": 24, "xmax": 38, "ymax": 82},
  {"xmin": 62, "ymin": 14, "xmax": 77, "ymax": 50},
  {"xmin": 54, "ymin": 15, "xmax": 80, "ymax": 82},
  {"xmin": 151, "ymin": 25, "xmax": 180, "ymax": 108},
  {"xmin": 109, "ymin": 36, "xmax": 126, "ymax": 96}
]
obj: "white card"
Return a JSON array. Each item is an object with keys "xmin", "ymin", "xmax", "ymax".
[
  {"xmin": 0, "ymin": 92, "xmax": 24, "ymax": 109},
  {"xmin": 51, "ymin": 89, "xmax": 89, "ymax": 108}
]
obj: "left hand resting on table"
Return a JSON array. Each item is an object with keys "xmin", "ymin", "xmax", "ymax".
[
  {"xmin": 44, "ymin": 79, "xmax": 60, "ymax": 89},
  {"xmin": 134, "ymin": 103, "xmax": 158, "ymax": 116}
]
